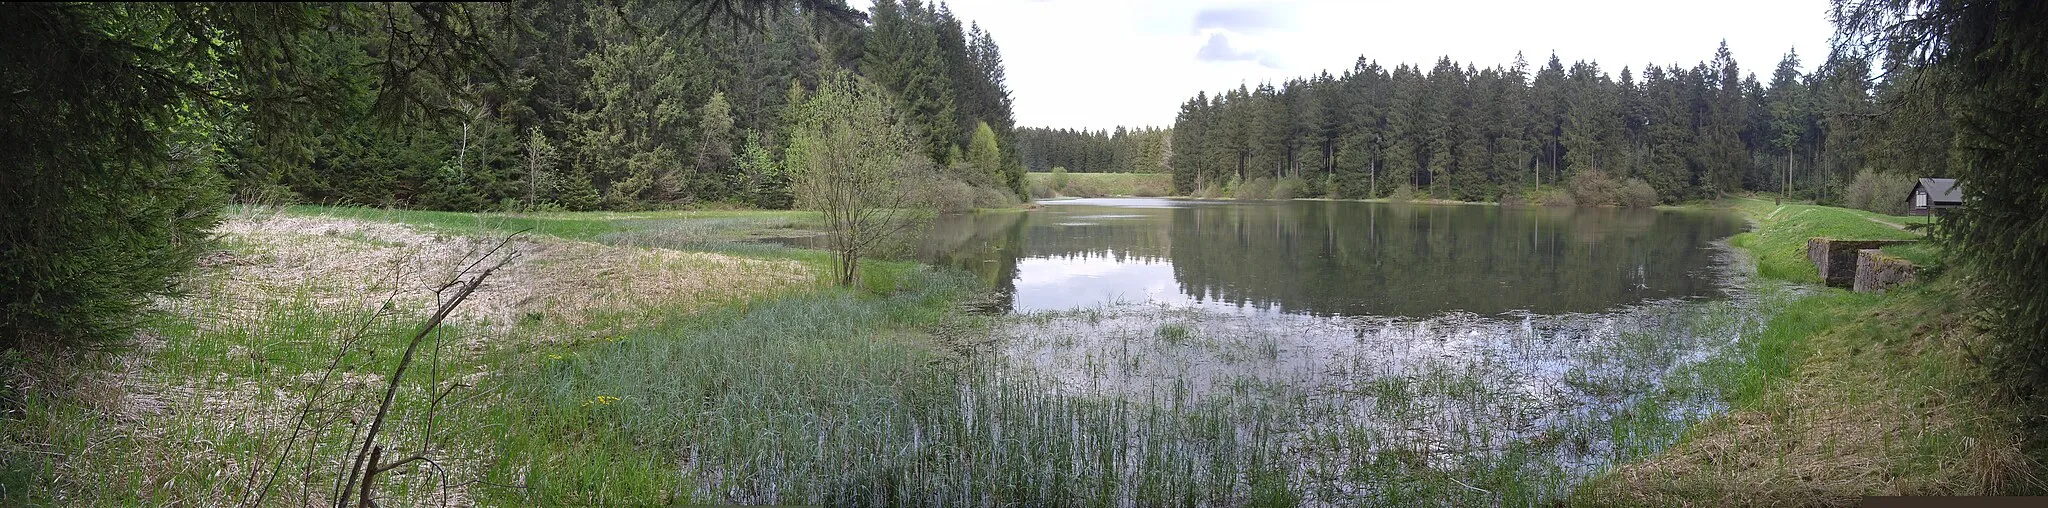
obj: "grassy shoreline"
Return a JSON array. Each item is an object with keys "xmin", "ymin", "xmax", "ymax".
[
  {"xmin": 1574, "ymin": 198, "xmax": 2040, "ymax": 503},
  {"xmin": 1024, "ymin": 171, "xmax": 1170, "ymax": 198}
]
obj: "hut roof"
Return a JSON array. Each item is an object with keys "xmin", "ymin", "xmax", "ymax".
[{"xmin": 1915, "ymin": 178, "xmax": 1962, "ymax": 205}]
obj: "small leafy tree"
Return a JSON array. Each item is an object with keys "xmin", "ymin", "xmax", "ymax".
[
  {"xmin": 964, "ymin": 121, "xmax": 1003, "ymax": 187},
  {"xmin": 783, "ymin": 71, "xmax": 932, "ymax": 287},
  {"xmin": 693, "ymin": 92, "xmax": 737, "ymax": 200},
  {"xmin": 522, "ymin": 127, "xmax": 560, "ymax": 210},
  {"xmin": 1842, "ymin": 169, "xmax": 1914, "ymax": 215}
]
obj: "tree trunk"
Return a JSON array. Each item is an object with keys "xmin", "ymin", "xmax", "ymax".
[{"xmin": 1369, "ymin": 158, "xmax": 1377, "ymax": 198}]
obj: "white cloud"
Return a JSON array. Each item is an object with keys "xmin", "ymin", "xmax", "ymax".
[
  {"xmin": 1194, "ymin": 33, "xmax": 1282, "ymax": 68},
  {"xmin": 1191, "ymin": 5, "xmax": 1291, "ymax": 35},
  {"xmin": 848, "ymin": 0, "xmax": 1836, "ymax": 131}
]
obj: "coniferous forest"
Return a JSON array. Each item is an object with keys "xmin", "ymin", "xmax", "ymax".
[
  {"xmin": 239, "ymin": 0, "xmax": 1023, "ymax": 212},
  {"xmin": 1014, "ymin": 126, "xmax": 1173, "ymax": 174},
  {"xmin": 1017, "ymin": 45, "xmax": 1952, "ymax": 206}
]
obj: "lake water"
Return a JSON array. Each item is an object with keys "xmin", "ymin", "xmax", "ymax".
[
  {"xmin": 917, "ymin": 198, "xmax": 1748, "ymax": 317},
  {"xmin": 769, "ymin": 198, "xmax": 1778, "ymax": 503}
]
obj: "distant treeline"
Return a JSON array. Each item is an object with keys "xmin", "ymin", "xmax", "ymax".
[
  {"xmin": 1027, "ymin": 44, "xmax": 1949, "ymax": 204},
  {"xmin": 1165, "ymin": 44, "xmax": 1949, "ymax": 202},
  {"xmin": 1014, "ymin": 126, "xmax": 1171, "ymax": 173},
  {"xmin": 266, "ymin": 0, "xmax": 1022, "ymax": 211}
]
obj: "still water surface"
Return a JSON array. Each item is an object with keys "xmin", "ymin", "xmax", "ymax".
[
  {"xmin": 753, "ymin": 198, "xmax": 1777, "ymax": 503},
  {"xmin": 917, "ymin": 198, "xmax": 1747, "ymax": 317}
]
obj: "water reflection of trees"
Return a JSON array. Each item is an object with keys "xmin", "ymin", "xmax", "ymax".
[
  {"xmin": 915, "ymin": 212, "xmax": 1029, "ymax": 312},
  {"xmin": 1168, "ymin": 202, "xmax": 1743, "ymax": 316},
  {"xmin": 916, "ymin": 202, "xmax": 1744, "ymax": 317}
]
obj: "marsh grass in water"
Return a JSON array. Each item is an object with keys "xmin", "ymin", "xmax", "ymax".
[
  {"xmin": 485, "ymin": 243, "xmax": 1809, "ymax": 506},
  {"xmin": 965, "ymin": 245, "xmax": 1803, "ymax": 505},
  {"xmin": 487, "ymin": 267, "xmax": 1307, "ymax": 505}
]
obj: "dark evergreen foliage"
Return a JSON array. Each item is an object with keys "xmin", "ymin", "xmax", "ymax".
[
  {"xmin": 1162, "ymin": 46, "xmax": 1943, "ymax": 202},
  {"xmin": 1015, "ymin": 126, "xmax": 1173, "ymax": 174},
  {"xmin": 1, "ymin": 3, "xmax": 496, "ymax": 352},
  {"xmin": 264, "ymin": 0, "xmax": 1020, "ymax": 210}
]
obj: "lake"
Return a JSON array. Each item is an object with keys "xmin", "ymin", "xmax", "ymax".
[
  {"xmin": 917, "ymin": 198, "xmax": 1748, "ymax": 317},
  {"xmin": 769, "ymin": 198, "xmax": 1779, "ymax": 503}
]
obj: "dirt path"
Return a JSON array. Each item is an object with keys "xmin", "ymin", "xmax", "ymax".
[{"xmin": 1865, "ymin": 216, "xmax": 1915, "ymax": 232}]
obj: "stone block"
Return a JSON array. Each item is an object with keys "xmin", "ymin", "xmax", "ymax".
[
  {"xmin": 1853, "ymin": 249, "xmax": 1918, "ymax": 293},
  {"xmin": 1807, "ymin": 238, "xmax": 1916, "ymax": 288}
]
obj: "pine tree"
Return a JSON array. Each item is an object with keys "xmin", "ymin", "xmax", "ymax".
[
  {"xmin": 1813, "ymin": 54, "xmax": 1875, "ymax": 199},
  {"xmin": 1835, "ymin": 0, "xmax": 2048, "ymax": 424},
  {"xmin": 1493, "ymin": 54, "xmax": 1537, "ymax": 194},
  {"xmin": 1386, "ymin": 64, "xmax": 1428, "ymax": 191},
  {"xmin": 573, "ymin": 1, "xmax": 705, "ymax": 208},
  {"xmin": 1531, "ymin": 53, "xmax": 1569, "ymax": 184},
  {"xmin": 1700, "ymin": 41, "xmax": 1748, "ymax": 197},
  {"xmin": 1640, "ymin": 64, "xmax": 1695, "ymax": 200},
  {"xmin": 1766, "ymin": 50, "xmax": 1807, "ymax": 202},
  {"xmin": 1, "ymin": 3, "xmax": 498, "ymax": 351},
  {"xmin": 1561, "ymin": 60, "xmax": 1623, "ymax": 178}
]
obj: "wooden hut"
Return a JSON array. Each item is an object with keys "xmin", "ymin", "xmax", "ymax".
[{"xmin": 1907, "ymin": 178, "xmax": 1961, "ymax": 216}]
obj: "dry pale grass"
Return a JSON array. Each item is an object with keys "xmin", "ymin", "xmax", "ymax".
[
  {"xmin": 478, "ymin": 238, "xmax": 810, "ymax": 345},
  {"xmin": 1581, "ymin": 290, "xmax": 2042, "ymax": 507},
  {"xmin": 200, "ymin": 209, "xmax": 813, "ymax": 347}
]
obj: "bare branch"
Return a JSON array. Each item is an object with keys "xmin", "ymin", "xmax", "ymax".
[{"xmin": 336, "ymin": 230, "xmax": 524, "ymax": 508}]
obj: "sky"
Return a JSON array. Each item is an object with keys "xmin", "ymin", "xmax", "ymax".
[{"xmin": 847, "ymin": 0, "xmax": 1839, "ymax": 131}]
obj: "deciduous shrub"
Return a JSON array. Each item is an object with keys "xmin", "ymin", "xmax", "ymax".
[
  {"xmin": 1271, "ymin": 177, "xmax": 1308, "ymax": 200},
  {"xmin": 1566, "ymin": 169, "xmax": 1659, "ymax": 207},
  {"xmin": 1843, "ymin": 170, "xmax": 1914, "ymax": 215},
  {"xmin": 1619, "ymin": 178, "xmax": 1660, "ymax": 208},
  {"xmin": 1234, "ymin": 177, "xmax": 1275, "ymax": 200},
  {"xmin": 1388, "ymin": 184, "xmax": 1417, "ymax": 202},
  {"xmin": 1567, "ymin": 169, "xmax": 1619, "ymax": 205},
  {"xmin": 1130, "ymin": 178, "xmax": 1170, "ymax": 197},
  {"xmin": 976, "ymin": 186, "xmax": 1020, "ymax": 209},
  {"xmin": 1059, "ymin": 180, "xmax": 1105, "ymax": 198},
  {"xmin": 922, "ymin": 178, "xmax": 980, "ymax": 213},
  {"xmin": 1027, "ymin": 179, "xmax": 1058, "ymax": 200},
  {"xmin": 1499, "ymin": 189, "xmax": 1530, "ymax": 207}
]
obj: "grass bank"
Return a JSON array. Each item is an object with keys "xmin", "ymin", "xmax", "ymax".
[
  {"xmin": 1576, "ymin": 198, "xmax": 2041, "ymax": 504},
  {"xmin": 1025, "ymin": 171, "xmax": 1171, "ymax": 198}
]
